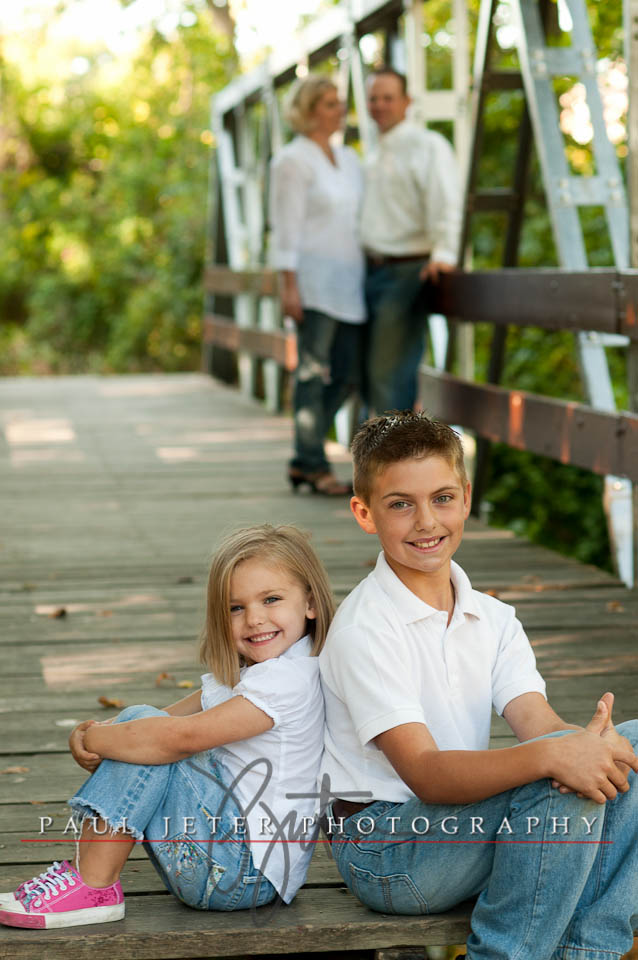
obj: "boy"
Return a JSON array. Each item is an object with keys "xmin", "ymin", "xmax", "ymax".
[{"xmin": 319, "ymin": 411, "xmax": 638, "ymax": 960}]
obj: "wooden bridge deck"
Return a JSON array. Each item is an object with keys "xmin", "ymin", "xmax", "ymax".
[{"xmin": 0, "ymin": 373, "xmax": 637, "ymax": 959}]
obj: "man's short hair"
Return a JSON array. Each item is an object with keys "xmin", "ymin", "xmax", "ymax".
[
  {"xmin": 367, "ymin": 65, "xmax": 408, "ymax": 96},
  {"xmin": 352, "ymin": 410, "xmax": 467, "ymax": 503}
]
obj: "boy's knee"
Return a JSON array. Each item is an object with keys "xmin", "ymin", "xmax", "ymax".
[
  {"xmin": 115, "ymin": 704, "xmax": 167, "ymax": 723},
  {"xmin": 615, "ymin": 718, "xmax": 638, "ymax": 747}
]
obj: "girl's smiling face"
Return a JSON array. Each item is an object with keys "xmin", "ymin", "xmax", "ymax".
[{"xmin": 229, "ymin": 558, "xmax": 316, "ymax": 664}]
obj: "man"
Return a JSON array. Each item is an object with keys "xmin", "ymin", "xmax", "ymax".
[{"xmin": 361, "ymin": 67, "xmax": 462, "ymax": 414}]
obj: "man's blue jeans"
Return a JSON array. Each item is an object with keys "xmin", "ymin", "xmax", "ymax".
[
  {"xmin": 291, "ymin": 309, "xmax": 362, "ymax": 474},
  {"xmin": 365, "ymin": 260, "xmax": 428, "ymax": 414},
  {"xmin": 69, "ymin": 705, "xmax": 277, "ymax": 911},
  {"xmin": 330, "ymin": 724, "xmax": 638, "ymax": 959}
]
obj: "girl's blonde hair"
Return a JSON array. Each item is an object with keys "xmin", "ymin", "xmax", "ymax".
[
  {"xmin": 284, "ymin": 74, "xmax": 337, "ymax": 134},
  {"xmin": 200, "ymin": 524, "xmax": 335, "ymax": 687}
]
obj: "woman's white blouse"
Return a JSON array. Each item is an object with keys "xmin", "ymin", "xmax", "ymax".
[
  {"xmin": 200, "ymin": 636, "xmax": 324, "ymax": 903},
  {"xmin": 269, "ymin": 136, "xmax": 366, "ymax": 323}
]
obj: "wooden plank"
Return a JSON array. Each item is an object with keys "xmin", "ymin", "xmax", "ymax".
[
  {"xmin": 204, "ymin": 266, "xmax": 278, "ymax": 297},
  {"xmin": 202, "ymin": 315, "xmax": 297, "ymax": 371},
  {"xmin": 419, "ymin": 365, "xmax": 638, "ymax": 481},
  {"xmin": 202, "ymin": 266, "xmax": 638, "ymax": 340},
  {"xmin": 431, "ymin": 269, "xmax": 626, "ymax": 336},
  {"xmin": 0, "ymin": 888, "xmax": 474, "ymax": 958}
]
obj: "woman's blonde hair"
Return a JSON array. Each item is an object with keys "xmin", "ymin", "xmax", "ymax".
[
  {"xmin": 199, "ymin": 524, "xmax": 335, "ymax": 687},
  {"xmin": 284, "ymin": 74, "xmax": 337, "ymax": 134}
]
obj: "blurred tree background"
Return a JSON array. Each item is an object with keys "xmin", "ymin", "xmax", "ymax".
[
  {"xmin": 0, "ymin": 0, "xmax": 630, "ymax": 573},
  {"xmin": 0, "ymin": 0, "xmax": 235, "ymax": 374}
]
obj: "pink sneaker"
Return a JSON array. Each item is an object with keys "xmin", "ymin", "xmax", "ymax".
[
  {"xmin": 0, "ymin": 861, "xmax": 124, "ymax": 929},
  {"xmin": 0, "ymin": 860, "xmax": 67, "ymax": 908}
]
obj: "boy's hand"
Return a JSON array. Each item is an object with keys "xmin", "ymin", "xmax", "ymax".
[
  {"xmin": 547, "ymin": 697, "xmax": 638, "ymax": 803},
  {"xmin": 552, "ymin": 693, "xmax": 632, "ymax": 795},
  {"xmin": 69, "ymin": 720, "xmax": 103, "ymax": 773}
]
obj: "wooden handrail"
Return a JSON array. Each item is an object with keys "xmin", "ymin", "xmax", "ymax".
[
  {"xmin": 419, "ymin": 365, "xmax": 638, "ymax": 483},
  {"xmin": 205, "ymin": 264, "xmax": 638, "ymax": 339},
  {"xmin": 203, "ymin": 314, "xmax": 297, "ymax": 371},
  {"xmin": 202, "ymin": 264, "xmax": 638, "ymax": 481}
]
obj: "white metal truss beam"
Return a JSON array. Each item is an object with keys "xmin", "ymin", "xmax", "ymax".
[{"xmin": 509, "ymin": 0, "xmax": 633, "ymax": 583}]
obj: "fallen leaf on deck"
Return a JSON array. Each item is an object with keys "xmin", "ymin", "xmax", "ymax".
[
  {"xmin": 48, "ymin": 607, "xmax": 67, "ymax": 618},
  {"xmin": 155, "ymin": 672, "xmax": 177, "ymax": 687},
  {"xmin": 485, "ymin": 589, "xmax": 500, "ymax": 598},
  {"xmin": 1, "ymin": 766, "xmax": 30, "ymax": 774},
  {"xmin": 177, "ymin": 680, "xmax": 194, "ymax": 689},
  {"xmin": 97, "ymin": 610, "xmax": 114, "ymax": 617},
  {"xmin": 606, "ymin": 600, "xmax": 625, "ymax": 613},
  {"xmin": 176, "ymin": 576, "xmax": 194, "ymax": 584},
  {"xmin": 98, "ymin": 696, "xmax": 125, "ymax": 709}
]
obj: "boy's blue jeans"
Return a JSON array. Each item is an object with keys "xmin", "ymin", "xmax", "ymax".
[
  {"xmin": 330, "ymin": 724, "xmax": 638, "ymax": 960},
  {"xmin": 69, "ymin": 705, "xmax": 277, "ymax": 911}
]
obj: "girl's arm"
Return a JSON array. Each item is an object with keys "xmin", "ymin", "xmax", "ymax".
[{"xmin": 83, "ymin": 695, "xmax": 273, "ymax": 765}]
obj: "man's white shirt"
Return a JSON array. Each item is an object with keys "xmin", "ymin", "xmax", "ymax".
[{"xmin": 360, "ymin": 120, "xmax": 462, "ymax": 264}]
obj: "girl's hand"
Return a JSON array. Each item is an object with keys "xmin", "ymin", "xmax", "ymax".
[{"xmin": 69, "ymin": 720, "xmax": 103, "ymax": 773}]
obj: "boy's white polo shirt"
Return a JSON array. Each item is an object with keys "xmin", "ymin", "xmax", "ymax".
[{"xmin": 319, "ymin": 552, "xmax": 546, "ymax": 803}]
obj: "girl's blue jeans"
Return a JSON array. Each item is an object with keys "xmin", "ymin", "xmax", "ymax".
[
  {"xmin": 331, "ymin": 723, "xmax": 638, "ymax": 960},
  {"xmin": 68, "ymin": 704, "xmax": 277, "ymax": 911}
]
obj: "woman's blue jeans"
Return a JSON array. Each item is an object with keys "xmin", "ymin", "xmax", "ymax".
[
  {"xmin": 68, "ymin": 704, "xmax": 277, "ymax": 911},
  {"xmin": 291, "ymin": 309, "xmax": 362, "ymax": 474},
  {"xmin": 330, "ymin": 724, "xmax": 638, "ymax": 959}
]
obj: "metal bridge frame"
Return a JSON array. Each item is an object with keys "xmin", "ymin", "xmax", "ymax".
[{"xmin": 204, "ymin": 0, "xmax": 638, "ymax": 586}]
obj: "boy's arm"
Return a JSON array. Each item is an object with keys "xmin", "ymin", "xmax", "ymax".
[
  {"xmin": 83, "ymin": 696, "xmax": 273, "ymax": 765},
  {"xmin": 375, "ymin": 703, "xmax": 638, "ymax": 806},
  {"xmin": 503, "ymin": 692, "xmax": 581, "ymax": 740},
  {"xmin": 162, "ymin": 689, "xmax": 203, "ymax": 716}
]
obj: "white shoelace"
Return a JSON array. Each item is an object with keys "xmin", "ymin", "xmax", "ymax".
[
  {"xmin": 17, "ymin": 861, "xmax": 64, "ymax": 897},
  {"xmin": 23, "ymin": 863, "xmax": 76, "ymax": 908}
]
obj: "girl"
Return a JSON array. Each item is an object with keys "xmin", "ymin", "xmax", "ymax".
[{"xmin": 0, "ymin": 524, "xmax": 334, "ymax": 929}]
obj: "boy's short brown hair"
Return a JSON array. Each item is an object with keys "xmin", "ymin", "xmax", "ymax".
[{"xmin": 352, "ymin": 411, "xmax": 468, "ymax": 504}]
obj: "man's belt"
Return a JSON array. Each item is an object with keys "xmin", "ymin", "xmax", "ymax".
[
  {"xmin": 365, "ymin": 251, "xmax": 430, "ymax": 268},
  {"xmin": 319, "ymin": 798, "xmax": 375, "ymax": 842}
]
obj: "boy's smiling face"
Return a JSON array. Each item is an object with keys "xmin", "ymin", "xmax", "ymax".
[{"xmin": 351, "ymin": 455, "xmax": 471, "ymax": 596}]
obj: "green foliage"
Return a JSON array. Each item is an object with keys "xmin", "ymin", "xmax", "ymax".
[
  {"xmin": 0, "ymin": 9, "xmax": 234, "ymax": 373},
  {"xmin": 485, "ymin": 446, "xmax": 612, "ymax": 570}
]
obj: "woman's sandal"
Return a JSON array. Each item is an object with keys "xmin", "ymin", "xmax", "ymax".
[{"xmin": 288, "ymin": 469, "xmax": 352, "ymax": 496}]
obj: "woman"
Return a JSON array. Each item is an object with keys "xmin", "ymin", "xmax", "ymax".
[{"xmin": 269, "ymin": 75, "xmax": 365, "ymax": 495}]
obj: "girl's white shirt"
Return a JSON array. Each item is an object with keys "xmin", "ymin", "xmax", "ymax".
[
  {"xmin": 200, "ymin": 635, "xmax": 324, "ymax": 903},
  {"xmin": 268, "ymin": 136, "xmax": 366, "ymax": 323}
]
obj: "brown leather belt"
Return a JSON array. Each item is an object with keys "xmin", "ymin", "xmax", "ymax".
[
  {"xmin": 366, "ymin": 252, "xmax": 430, "ymax": 268},
  {"xmin": 319, "ymin": 799, "xmax": 375, "ymax": 842}
]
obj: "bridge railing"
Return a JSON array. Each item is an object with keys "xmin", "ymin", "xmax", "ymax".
[{"xmin": 203, "ymin": 264, "xmax": 638, "ymax": 484}]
